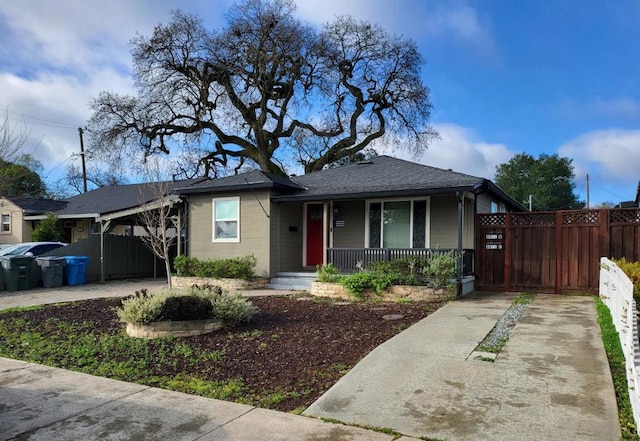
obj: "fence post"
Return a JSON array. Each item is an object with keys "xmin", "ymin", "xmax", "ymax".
[
  {"xmin": 504, "ymin": 212, "xmax": 511, "ymax": 292},
  {"xmin": 555, "ymin": 211, "xmax": 563, "ymax": 294}
]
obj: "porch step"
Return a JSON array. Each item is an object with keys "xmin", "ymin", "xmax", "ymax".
[{"xmin": 267, "ymin": 272, "xmax": 317, "ymax": 291}]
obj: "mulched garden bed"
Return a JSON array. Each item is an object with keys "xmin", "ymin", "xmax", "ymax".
[{"xmin": 0, "ymin": 295, "xmax": 445, "ymax": 412}]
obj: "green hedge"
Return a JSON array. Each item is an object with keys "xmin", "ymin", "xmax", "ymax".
[{"xmin": 174, "ymin": 255, "xmax": 257, "ymax": 280}]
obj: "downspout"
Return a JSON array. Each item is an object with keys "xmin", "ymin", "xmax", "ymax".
[{"xmin": 456, "ymin": 191, "xmax": 464, "ymax": 297}]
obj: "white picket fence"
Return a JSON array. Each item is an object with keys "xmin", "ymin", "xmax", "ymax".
[{"xmin": 599, "ymin": 257, "xmax": 640, "ymax": 427}]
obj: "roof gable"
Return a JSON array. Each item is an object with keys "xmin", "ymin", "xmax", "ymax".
[{"xmin": 6, "ymin": 196, "xmax": 68, "ymax": 214}]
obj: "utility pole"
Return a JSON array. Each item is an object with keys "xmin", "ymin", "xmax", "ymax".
[
  {"xmin": 586, "ymin": 173, "xmax": 590, "ymax": 209},
  {"xmin": 78, "ymin": 127, "xmax": 88, "ymax": 193},
  {"xmin": 528, "ymin": 194, "xmax": 532, "ymax": 211}
]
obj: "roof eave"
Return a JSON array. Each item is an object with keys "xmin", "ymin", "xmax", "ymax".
[{"xmin": 272, "ymin": 186, "xmax": 477, "ymax": 202}]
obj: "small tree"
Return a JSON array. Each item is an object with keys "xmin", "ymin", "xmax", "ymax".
[
  {"xmin": 136, "ymin": 159, "xmax": 180, "ymax": 288},
  {"xmin": 32, "ymin": 213, "xmax": 64, "ymax": 242}
]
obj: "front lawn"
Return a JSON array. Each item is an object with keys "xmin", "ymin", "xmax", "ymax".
[{"xmin": 0, "ymin": 295, "xmax": 444, "ymax": 412}]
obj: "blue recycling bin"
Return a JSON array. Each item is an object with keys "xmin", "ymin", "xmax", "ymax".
[{"xmin": 64, "ymin": 256, "xmax": 90, "ymax": 286}]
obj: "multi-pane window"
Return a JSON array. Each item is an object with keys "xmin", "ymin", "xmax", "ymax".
[
  {"xmin": 368, "ymin": 200, "xmax": 428, "ymax": 248},
  {"xmin": 212, "ymin": 197, "xmax": 240, "ymax": 242},
  {"xmin": 1, "ymin": 214, "xmax": 10, "ymax": 233}
]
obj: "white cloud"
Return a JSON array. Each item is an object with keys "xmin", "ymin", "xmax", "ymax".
[
  {"xmin": 556, "ymin": 97, "xmax": 640, "ymax": 121},
  {"xmin": 558, "ymin": 129, "xmax": 640, "ymax": 181},
  {"xmin": 376, "ymin": 123, "xmax": 516, "ymax": 179},
  {"xmin": 295, "ymin": 0, "xmax": 500, "ymax": 61}
]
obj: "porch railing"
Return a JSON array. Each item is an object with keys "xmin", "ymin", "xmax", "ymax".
[{"xmin": 326, "ymin": 248, "xmax": 475, "ymax": 276}]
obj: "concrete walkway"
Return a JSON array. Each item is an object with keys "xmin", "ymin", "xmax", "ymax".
[
  {"xmin": 0, "ymin": 286, "xmax": 622, "ymax": 440},
  {"xmin": 304, "ymin": 293, "xmax": 621, "ymax": 441}
]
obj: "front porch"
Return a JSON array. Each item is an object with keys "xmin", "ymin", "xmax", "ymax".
[{"xmin": 327, "ymin": 247, "xmax": 475, "ymax": 275}]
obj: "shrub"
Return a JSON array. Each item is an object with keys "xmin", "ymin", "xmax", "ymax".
[
  {"xmin": 421, "ymin": 251, "xmax": 458, "ymax": 288},
  {"xmin": 612, "ymin": 258, "xmax": 640, "ymax": 303},
  {"xmin": 173, "ymin": 255, "xmax": 257, "ymax": 280},
  {"xmin": 188, "ymin": 284, "xmax": 258, "ymax": 326},
  {"xmin": 116, "ymin": 285, "xmax": 257, "ymax": 327},
  {"xmin": 316, "ymin": 263, "xmax": 340, "ymax": 282},
  {"xmin": 117, "ymin": 289, "xmax": 174, "ymax": 325},
  {"xmin": 159, "ymin": 296, "xmax": 212, "ymax": 321},
  {"xmin": 32, "ymin": 212, "xmax": 64, "ymax": 242},
  {"xmin": 174, "ymin": 255, "xmax": 199, "ymax": 276}
]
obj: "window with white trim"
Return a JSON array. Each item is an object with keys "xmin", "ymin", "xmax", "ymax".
[
  {"xmin": 1, "ymin": 214, "xmax": 10, "ymax": 233},
  {"xmin": 212, "ymin": 197, "xmax": 240, "ymax": 242},
  {"xmin": 367, "ymin": 199, "xmax": 428, "ymax": 248}
]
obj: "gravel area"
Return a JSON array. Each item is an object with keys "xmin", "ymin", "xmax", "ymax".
[{"xmin": 478, "ymin": 301, "xmax": 529, "ymax": 349}]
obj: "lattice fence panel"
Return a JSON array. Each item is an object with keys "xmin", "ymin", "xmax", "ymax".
[
  {"xmin": 610, "ymin": 209, "xmax": 640, "ymax": 224},
  {"xmin": 563, "ymin": 210, "xmax": 599, "ymax": 225},
  {"xmin": 479, "ymin": 214, "xmax": 506, "ymax": 227},
  {"xmin": 511, "ymin": 213, "xmax": 556, "ymax": 226}
]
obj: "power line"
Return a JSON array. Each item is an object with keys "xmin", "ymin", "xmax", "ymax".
[{"xmin": 0, "ymin": 108, "xmax": 78, "ymax": 129}]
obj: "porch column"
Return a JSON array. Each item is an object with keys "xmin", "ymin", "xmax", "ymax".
[
  {"xmin": 456, "ymin": 192, "xmax": 464, "ymax": 296},
  {"xmin": 323, "ymin": 202, "xmax": 329, "ymax": 265},
  {"xmin": 100, "ymin": 219, "xmax": 112, "ymax": 284}
]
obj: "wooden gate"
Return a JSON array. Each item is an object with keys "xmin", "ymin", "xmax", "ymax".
[{"xmin": 476, "ymin": 208, "xmax": 640, "ymax": 293}]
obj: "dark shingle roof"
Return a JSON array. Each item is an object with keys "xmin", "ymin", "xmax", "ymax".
[
  {"xmin": 175, "ymin": 170, "xmax": 304, "ymax": 194},
  {"xmin": 7, "ymin": 197, "xmax": 68, "ymax": 214},
  {"xmin": 276, "ymin": 155, "xmax": 483, "ymax": 201},
  {"xmin": 53, "ymin": 179, "xmax": 199, "ymax": 217}
]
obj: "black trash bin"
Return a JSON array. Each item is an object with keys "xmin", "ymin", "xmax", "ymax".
[
  {"xmin": 36, "ymin": 256, "xmax": 67, "ymax": 288},
  {"xmin": 0, "ymin": 256, "xmax": 34, "ymax": 292}
]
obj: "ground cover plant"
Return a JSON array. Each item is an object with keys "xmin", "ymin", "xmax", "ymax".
[
  {"xmin": 595, "ymin": 297, "xmax": 639, "ymax": 440},
  {"xmin": 0, "ymin": 295, "xmax": 444, "ymax": 412},
  {"xmin": 316, "ymin": 252, "xmax": 458, "ymax": 299}
]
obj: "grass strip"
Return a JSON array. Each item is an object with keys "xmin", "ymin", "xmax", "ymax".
[{"xmin": 594, "ymin": 297, "xmax": 638, "ymax": 441}]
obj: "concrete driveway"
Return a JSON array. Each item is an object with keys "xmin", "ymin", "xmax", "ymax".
[{"xmin": 304, "ymin": 293, "xmax": 621, "ymax": 441}]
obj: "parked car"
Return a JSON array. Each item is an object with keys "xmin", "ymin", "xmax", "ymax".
[{"xmin": 0, "ymin": 242, "xmax": 67, "ymax": 257}]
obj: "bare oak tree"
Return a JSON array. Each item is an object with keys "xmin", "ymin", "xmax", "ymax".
[{"xmin": 88, "ymin": 0, "xmax": 434, "ymax": 177}]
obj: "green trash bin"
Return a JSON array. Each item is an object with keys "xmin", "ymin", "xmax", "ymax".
[
  {"xmin": 0, "ymin": 256, "xmax": 34, "ymax": 292},
  {"xmin": 36, "ymin": 256, "xmax": 66, "ymax": 288},
  {"xmin": 0, "ymin": 261, "xmax": 4, "ymax": 291}
]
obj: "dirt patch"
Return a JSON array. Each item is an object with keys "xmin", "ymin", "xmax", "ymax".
[{"xmin": 0, "ymin": 295, "xmax": 445, "ymax": 412}]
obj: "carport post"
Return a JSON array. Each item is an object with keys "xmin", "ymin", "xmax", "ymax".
[{"xmin": 99, "ymin": 219, "xmax": 112, "ymax": 284}]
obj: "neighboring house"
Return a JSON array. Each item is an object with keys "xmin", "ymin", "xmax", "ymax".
[
  {"xmin": 0, "ymin": 196, "xmax": 67, "ymax": 245},
  {"xmin": 23, "ymin": 180, "xmax": 199, "ymax": 243},
  {"xmin": 175, "ymin": 155, "xmax": 526, "ymax": 279}
]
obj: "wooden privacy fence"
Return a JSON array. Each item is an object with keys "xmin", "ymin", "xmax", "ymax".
[
  {"xmin": 46, "ymin": 235, "xmax": 173, "ymax": 283},
  {"xmin": 476, "ymin": 208, "xmax": 640, "ymax": 293}
]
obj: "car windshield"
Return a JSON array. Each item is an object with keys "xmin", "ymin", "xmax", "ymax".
[{"xmin": 0, "ymin": 244, "xmax": 31, "ymax": 256}]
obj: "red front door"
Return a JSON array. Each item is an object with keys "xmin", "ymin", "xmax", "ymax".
[{"xmin": 306, "ymin": 204, "xmax": 324, "ymax": 266}]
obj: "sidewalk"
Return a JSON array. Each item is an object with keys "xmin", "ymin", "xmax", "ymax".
[
  {"xmin": 304, "ymin": 294, "xmax": 621, "ymax": 441},
  {"xmin": 0, "ymin": 358, "xmax": 405, "ymax": 441},
  {"xmin": 0, "ymin": 278, "xmax": 168, "ymax": 311}
]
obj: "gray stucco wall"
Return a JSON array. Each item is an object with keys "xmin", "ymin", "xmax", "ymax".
[
  {"xmin": 332, "ymin": 200, "xmax": 365, "ymax": 248},
  {"xmin": 429, "ymin": 195, "xmax": 458, "ymax": 248},
  {"xmin": 187, "ymin": 190, "xmax": 271, "ymax": 277},
  {"xmin": 270, "ymin": 202, "xmax": 303, "ymax": 274}
]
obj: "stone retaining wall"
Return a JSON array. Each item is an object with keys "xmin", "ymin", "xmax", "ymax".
[
  {"xmin": 310, "ymin": 281, "xmax": 456, "ymax": 302},
  {"xmin": 126, "ymin": 319, "xmax": 224, "ymax": 339},
  {"xmin": 171, "ymin": 276, "xmax": 268, "ymax": 291}
]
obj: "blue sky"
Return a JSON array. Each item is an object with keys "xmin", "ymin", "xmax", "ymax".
[{"xmin": 0, "ymin": 0, "xmax": 639, "ymax": 206}]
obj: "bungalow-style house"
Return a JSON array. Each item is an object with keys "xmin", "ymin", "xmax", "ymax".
[
  {"xmin": 175, "ymin": 156, "xmax": 526, "ymax": 287},
  {"xmin": 0, "ymin": 196, "xmax": 67, "ymax": 245}
]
